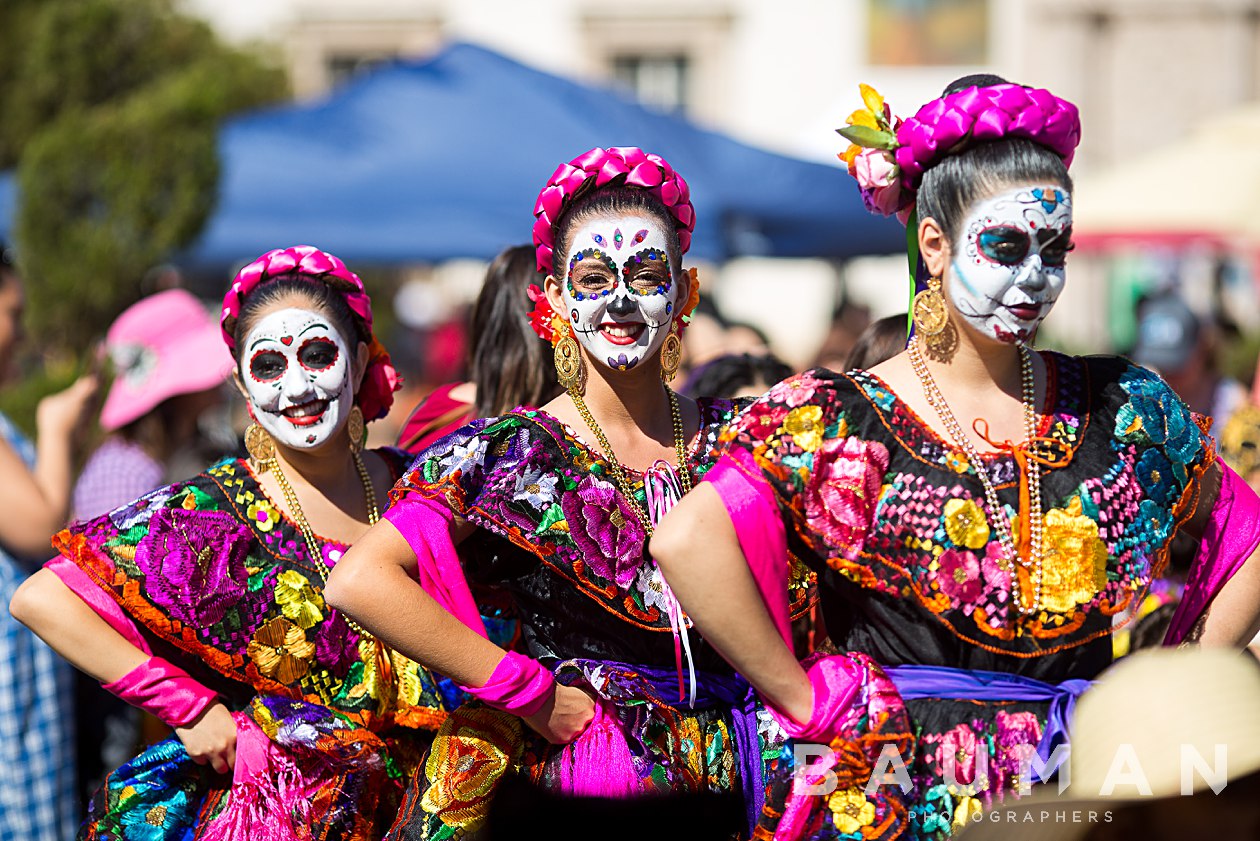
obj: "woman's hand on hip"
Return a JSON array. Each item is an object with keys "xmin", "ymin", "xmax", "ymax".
[
  {"xmin": 175, "ymin": 701, "xmax": 238, "ymax": 775},
  {"xmin": 522, "ymin": 683, "xmax": 596, "ymax": 744}
]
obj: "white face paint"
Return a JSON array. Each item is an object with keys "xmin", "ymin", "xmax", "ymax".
[
  {"xmin": 561, "ymin": 213, "xmax": 680, "ymax": 372},
  {"xmin": 948, "ymin": 185, "xmax": 1073, "ymax": 344},
  {"xmin": 242, "ymin": 307, "xmax": 354, "ymax": 450}
]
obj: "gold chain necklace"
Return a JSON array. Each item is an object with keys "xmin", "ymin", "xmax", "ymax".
[
  {"xmin": 907, "ymin": 339, "xmax": 1045, "ymax": 615},
  {"xmin": 569, "ymin": 385, "xmax": 692, "ymax": 536},
  {"xmin": 263, "ymin": 452, "xmax": 379, "ymax": 637}
]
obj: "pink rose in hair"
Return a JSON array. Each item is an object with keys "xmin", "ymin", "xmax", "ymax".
[{"xmin": 852, "ymin": 148, "xmax": 911, "ymax": 219}]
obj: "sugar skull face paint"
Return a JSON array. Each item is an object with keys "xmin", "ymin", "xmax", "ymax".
[
  {"xmin": 949, "ymin": 186, "xmax": 1073, "ymax": 344},
  {"xmin": 242, "ymin": 307, "xmax": 354, "ymax": 449},
  {"xmin": 562, "ymin": 214, "xmax": 680, "ymax": 372}
]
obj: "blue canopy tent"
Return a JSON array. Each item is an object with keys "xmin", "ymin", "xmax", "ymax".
[{"xmin": 0, "ymin": 43, "xmax": 904, "ymax": 264}]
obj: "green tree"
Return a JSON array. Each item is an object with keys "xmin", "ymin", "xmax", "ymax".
[{"xmin": 7, "ymin": 0, "xmax": 286, "ymax": 353}]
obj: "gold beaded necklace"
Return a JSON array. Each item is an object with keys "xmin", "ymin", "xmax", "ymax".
[
  {"xmin": 260, "ymin": 451, "xmax": 379, "ymax": 636},
  {"xmin": 568, "ymin": 385, "xmax": 692, "ymax": 535},
  {"xmin": 907, "ymin": 338, "xmax": 1045, "ymax": 615}
]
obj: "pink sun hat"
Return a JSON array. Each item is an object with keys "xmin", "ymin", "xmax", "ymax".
[{"xmin": 100, "ymin": 288, "xmax": 234, "ymax": 432}]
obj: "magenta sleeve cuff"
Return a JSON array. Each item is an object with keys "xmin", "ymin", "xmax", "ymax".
[
  {"xmin": 102, "ymin": 656, "xmax": 218, "ymax": 728},
  {"xmin": 704, "ymin": 453, "xmax": 792, "ymax": 646},
  {"xmin": 1166, "ymin": 462, "xmax": 1260, "ymax": 645},
  {"xmin": 767, "ymin": 654, "xmax": 863, "ymax": 744},
  {"xmin": 460, "ymin": 650, "xmax": 555, "ymax": 717},
  {"xmin": 383, "ymin": 495, "xmax": 488, "ymax": 639}
]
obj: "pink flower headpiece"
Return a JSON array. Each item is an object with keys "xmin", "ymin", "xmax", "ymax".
[
  {"xmin": 837, "ymin": 83, "xmax": 1081, "ymax": 222},
  {"xmin": 220, "ymin": 245, "xmax": 402, "ymax": 421},
  {"xmin": 531, "ymin": 146, "xmax": 696, "ymax": 275}
]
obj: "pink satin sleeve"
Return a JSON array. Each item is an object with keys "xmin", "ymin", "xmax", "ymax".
[
  {"xmin": 704, "ymin": 452, "xmax": 792, "ymax": 647},
  {"xmin": 102, "ymin": 656, "xmax": 218, "ymax": 728},
  {"xmin": 45, "ymin": 555, "xmax": 151, "ymax": 655},
  {"xmin": 382, "ymin": 495, "xmax": 489, "ymax": 639},
  {"xmin": 1165, "ymin": 462, "xmax": 1260, "ymax": 645},
  {"xmin": 459, "ymin": 650, "xmax": 555, "ymax": 716}
]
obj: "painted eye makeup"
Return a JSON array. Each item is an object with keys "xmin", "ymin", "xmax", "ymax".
[
  {"xmin": 622, "ymin": 248, "xmax": 672, "ymax": 295},
  {"xmin": 298, "ymin": 337, "xmax": 339, "ymax": 371},
  {"xmin": 566, "ymin": 248, "xmax": 619, "ymax": 299},
  {"xmin": 1038, "ymin": 230, "xmax": 1075, "ymax": 267},
  {"xmin": 249, "ymin": 349, "xmax": 287, "ymax": 382},
  {"xmin": 977, "ymin": 226, "xmax": 1031, "ymax": 266}
]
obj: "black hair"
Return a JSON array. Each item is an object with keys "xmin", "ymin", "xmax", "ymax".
[
  {"xmin": 468, "ymin": 245, "xmax": 561, "ymax": 417},
  {"xmin": 231, "ymin": 277, "xmax": 366, "ymax": 366},
  {"xmin": 682, "ymin": 352, "xmax": 794, "ymax": 400},
  {"xmin": 551, "ymin": 184, "xmax": 681, "ymax": 280},
  {"xmin": 845, "ymin": 313, "xmax": 909, "ymax": 370},
  {"xmin": 916, "ymin": 74, "xmax": 1074, "ymax": 245}
]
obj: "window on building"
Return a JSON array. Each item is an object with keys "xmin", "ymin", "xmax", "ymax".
[
  {"xmin": 611, "ymin": 54, "xmax": 691, "ymax": 113},
  {"xmin": 867, "ymin": 0, "xmax": 989, "ymax": 66},
  {"xmin": 326, "ymin": 52, "xmax": 395, "ymax": 88}
]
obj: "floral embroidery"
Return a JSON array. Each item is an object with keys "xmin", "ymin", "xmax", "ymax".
[
  {"xmin": 562, "ymin": 475, "xmax": 646, "ymax": 590},
  {"xmin": 247, "ymin": 616, "xmax": 316, "ymax": 684},
  {"xmin": 943, "ymin": 498, "xmax": 989, "ymax": 549},
  {"xmin": 1039, "ymin": 496, "xmax": 1108, "ymax": 613},
  {"xmin": 421, "ymin": 706, "xmax": 523, "ymax": 830},
  {"xmin": 512, "ymin": 468, "xmax": 559, "ymax": 508},
  {"xmin": 132, "ymin": 507, "xmax": 252, "ymax": 627},
  {"xmin": 246, "ymin": 499, "xmax": 279, "ymax": 532},
  {"xmin": 804, "ymin": 435, "xmax": 889, "ymax": 562},
  {"xmin": 828, "ymin": 785, "xmax": 877, "ymax": 833},
  {"xmin": 935, "ymin": 549, "xmax": 983, "ymax": 608},
  {"xmin": 783, "ymin": 405, "xmax": 825, "ymax": 452},
  {"xmin": 273, "ymin": 570, "xmax": 324, "ymax": 630},
  {"xmin": 951, "ymin": 794, "xmax": 984, "ymax": 832}
]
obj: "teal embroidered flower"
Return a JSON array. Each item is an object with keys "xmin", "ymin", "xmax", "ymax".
[{"xmin": 1135, "ymin": 449, "xmax": 1177, "ymax": 505}]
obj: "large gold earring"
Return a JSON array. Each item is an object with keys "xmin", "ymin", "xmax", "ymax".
[
  {"xmin": 660, "ymin": 321, "xmax": 682, "ymax": 383},
  {"xmin": 554, "ymin": 328, "xmax": 585, "ymax": 393},
  {"xmin": 347, "ymin": 405, "xmax": 365, "ymax": 454},
  {"xmin": 912, "ymin": 275, "xmax": 949, "ymax": 336},
  {"xmin": 245, "ymin": 423, "xmax": 276, "ymax": 470}
]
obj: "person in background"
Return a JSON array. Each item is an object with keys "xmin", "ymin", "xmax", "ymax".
[
  {"xmin": 398, "ymin": 245, "xmax": 560, "ymax": 454},
  {"xmin": 1130, "ymin": 291, "xmax": 1247, "ymax": 428},
  {"xmin": 0, "ymin": 243, "xmax": 99, "ymax": 840},
  {"xmin": 73, "ymin": 288, "xmax": 233, "ymax": 520},
  {"xmin": 844, "ymin": 312, "xmax": 910, "ymax": 371},
  {"xmin": 682, "ymin": 352, "xmax": 793, "ymax": 400}
]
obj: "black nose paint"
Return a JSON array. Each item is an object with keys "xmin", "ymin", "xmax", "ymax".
[{"xmin": 607, "ymin": 295, "xmax": 636, "ymax": 318}]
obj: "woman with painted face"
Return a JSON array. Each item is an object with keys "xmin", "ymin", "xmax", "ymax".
[
  {"xmin": 325, "ymin": 147, "xmax": 814, "ymax": 839},
  {"xmin": 10, "ymin": 246, "xmax": 459, "ymax": 839},
  {"xmin": 650, "ymin": 76, "xmax": 1260, "ymax": 839}
]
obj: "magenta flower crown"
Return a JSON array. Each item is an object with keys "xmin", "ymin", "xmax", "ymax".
[
  {"xmin": 220, "ymin": 245, "xmax": 401, "ymax": 421},
  {"xmin": 531, "ymin": 146, "xmax": 695, "ymax": 274},
  {"xmin": 837, "ymin": 83, "xmax": 1081, "ymax": 222}
]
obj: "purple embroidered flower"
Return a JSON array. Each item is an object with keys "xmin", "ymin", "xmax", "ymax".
[
  {"xmin": 992, "ymin": 710, "xmax": 1043, "ymax": 789},
  {"xmin": 936, "ymin": 548, "xmax": 983, "ymax": 609},
  {"xmin": 315, "ymin": 609, "xmax": 360, "ymax": 674},
  {"xmin": 133, "ymin": 507, "xmax": 252, "ymax": 627},
  {"xmin": 561, "ymin": 475, "xmax": 646, "ymax": 589}
]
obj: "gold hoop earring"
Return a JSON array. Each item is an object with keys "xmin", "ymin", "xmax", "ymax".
[
  {"xmin": 347, "ymin": 405, "xmax": 365, "ymax": 454},
  {"xmin": 244, "ymin": 423, "xmax": 276, "ymax": 470},
  {"xmin": 660, "ymin": 322, "xmax": 682, "ymax": 383},
  {"xmin": 554, "ymin": 329, "xmax": 585, "ymax": 393},
  {"xmin": 912, "ymin": 275, "xmax": 949, "ymax": 337}
]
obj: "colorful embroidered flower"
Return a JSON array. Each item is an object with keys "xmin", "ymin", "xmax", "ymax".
[
  {"xmin": 246, "ymin": 499, "xmax": 279, "ymax": 532},
  {"xmin": 247, "ymin": 616, "xmax": 316, "ymax": 685},
  {"xmin": 952, "ymin": 794, "xmax": 984, "ymax": 832},
  {"xmin": 133, "ymin": 507, "xmax": 252, "ymax": 627},
  {"xmin": 441, "ymin": 437, "xmax": 489, "ymax": 475},
  {"xmin": 944, "ymin": 450, "xmax": 970, "ymax": 473},
  {"xmin": 934, "ymin": 722, "xmax": 983, "ymax": 786},
  {"xmin": 765, "ymin": 374, "xmax": 818, "ymax": 408},
  {"xmin": 783, "ymin": 405, "xmax": 825, "ymax": 452},
  {"xmin": 936, "ymin": 548, "xmax": 983, "ymax": 609},
  {"xmin": 634, "ymin": 563, "xmax": 674, "ymax": 615},
  {"xmin": 561, "ymin": 475, "xmax": 646, "ymax": 590},
  {"xmin": 273, "ymin": 570, "xmax": 325, "ymax": 630},
  {"xmin": 1119, "ymin": 368, "xmax": 1201, "ymax": 467},
  {"xmin": 804, "ymin": 436, "xmax": 889, "ymax": 560},
  {"xmin": 1040, "ymin": 496, "xmax": 1108, "ymax": 613},
  {"xmin": 1134, "ymin": 448, "xmax": 1177, "ymax": 505},
  {"xmin": 979, "ymin": 543, "xmax": 1012, "ymax": 607},
  {"xmin": 943, "ymin": 498, "xmax": 990, "ymax": 549},
  {"xmin": 512, "ymin": 468, "xmax": 559, "ymax": 509},
  {"xmin": 917, "ymin": 785, "xmax": 956, "ymax": 836},
  {"xmin": 827, "ymin": 786, "xmax": 877, "ymax": 834},
  {"xmin": 421, "ymin": 707, "xmax": 523, "ymax": 829},
  {"xmin": 119, "ymin": 800, "xmax": 185, "ymax": 841},
  {"xmin": 993, "ymin": 710, "xmax": 1043, "ymax": 790},
  {"xmin": 109, "ymin": 486, "xmax": 175, "ymax": 531}
]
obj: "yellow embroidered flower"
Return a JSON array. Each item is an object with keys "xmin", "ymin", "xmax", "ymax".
[
  {"xmin": 181, "ymin": 492, "xmax": 198, "ymax": 511},
  {"xmin": 246, "ymin": 499, "xmax": 279, "ymax": 533},
  {"xmin": 828, "ymin": 786, "xmax": 876, "ymax": 834},
  {"xmin": 422, "ymin": 706, "xmax": 523, "ymax": 829},
  {"xmin": 1040, "ymin": 496, "xmax": 1108, "ymax": 613},
  {"xmin": 943, "ymin": 499, "xmax": 990, "ymax": 549},
  {"xmin": 952, "ymin": 794, "xmax": 984, "ymax": 831},
  {"xmin": 783, "ymin": 405, "xmax": 824, "ymax": 452},
  {"xmin": 944, "ymin": 450, "xmax": 970, "ymax": 473},
  {"xmin": 273, "ymin": 570, "xmax": 325, "ymax": 630},
  {"xmin": 247, "ymin": 616, "xmax": 315, "ymax": 685}
]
